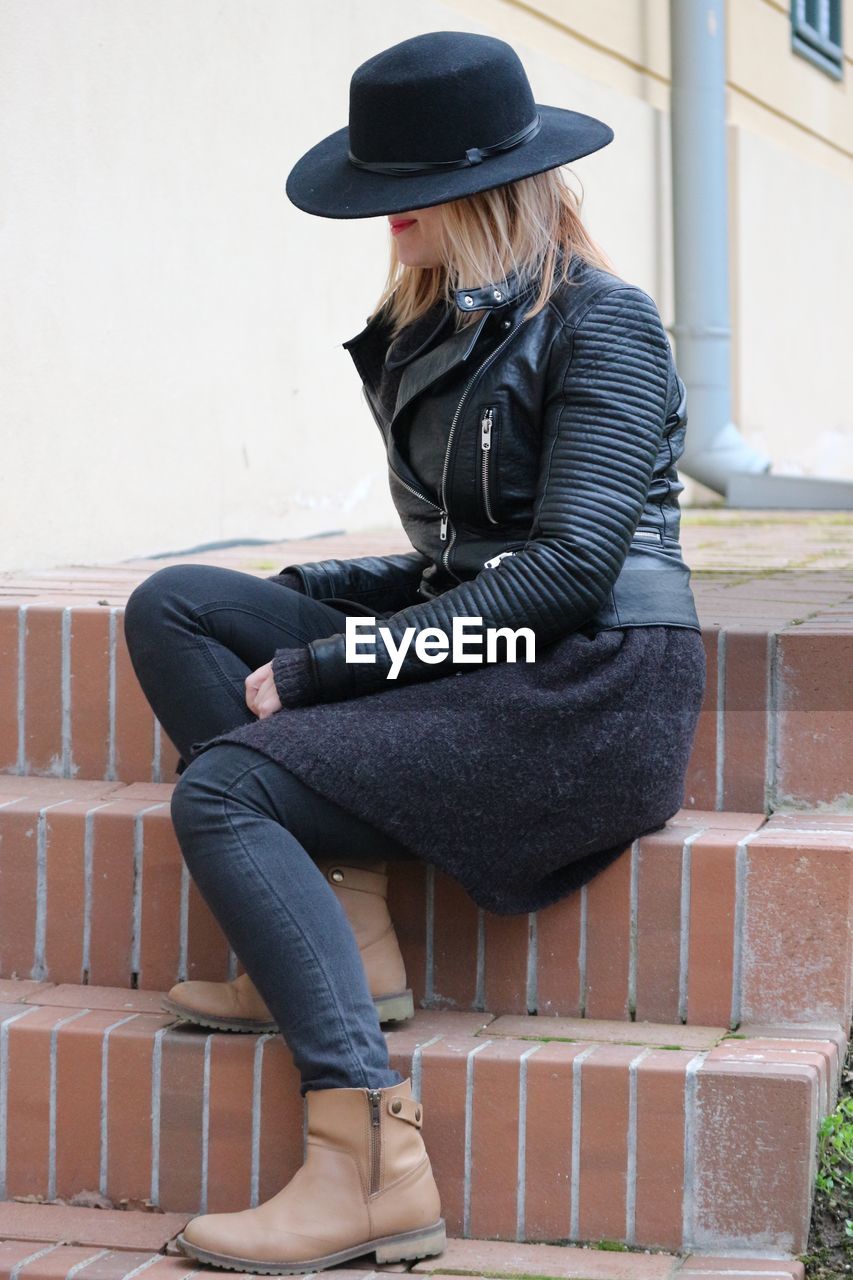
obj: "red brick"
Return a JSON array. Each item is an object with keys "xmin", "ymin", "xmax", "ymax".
[
  {"xmin": 776, "ymin": 630, "xmax": 853, "ymax": 806},
  {"xmin": 85, "ymin": 801, "xmax": 141, "ymax": 986},
  {"xmin": 137, "ymin": 806, "xmax": 181, "ymax": 991},
  {"xmin": 721, "ymin": 628, "xmax": 770, "ymax": 813},
  {"xmin": 680, "ymin": 1256, "xmax": 803, "ymax": 1278},
  {"xmin": 634, "ymin": 830, "xmax": 683, "ymax": 1023},
  {"xmin": 26, "ymin": 984, "xmax": 165, "ymax": 1013},
  {"xmin": 535, "ymin": 889, "xmax": 582, "ymax": 1017},
  {"xmin": 4, "ymin": 1006, "xmax": 77, "ymax": 1195},
  {"xmin": 521, "ymin": 1042, "xmax": 580, "ymax": 1242},
  {"xmin": 22, "ymin": 607, "xmax": 64, "ymax": 775},
  {"xmin": 430, "ymin": 872, "xmax": 480, "ymax": 1011},
  {"xmin": 42, "ymin": 803, "xmax": 90, "ymax": 983},
  {"xmin": 417, "ymin": 1037, "xmax": 473, "ymax": 1236},
  {"xmin": 257, "ymin": 1035, "xmax": 304, "ymax": 1203},
  {"xmin": 386, "ymin": 858, "xmax": 428, "ymax": 1009},
  {"xmin": 113, "ymin": 623, "xmax": 156, "ymax": 784},
  {"xmin": 155, "ymin": 1026, "xmax": 206, "ymax": 1211},
  {"xmin": 205, "ymin": 1031, "xmax": 257, "ymax": 1212},
  {"xmin": 633, "ymin": 1049, "xmax": 693, "ymax": 1249},
  {"xmin": 185, "ymin": 873, "xmax": 232, "ymax": 985},
  {"xmin": 0, "ymin": 608, "xmax": 19, "ymax": 772},
  {"xmin": 484, "ymin": 1015, "xmax": 721, "ymax": 1051},
  {"xmin": 690, "ymin": 1059, "xmax": 818, "ymax": 1253},
  {"xmin": 54, "ymin": 1009, "xmax": 126, "ymax": 1198},
  {"xmin": 686, "ymin": 834, "xmax": 738, "ymax": 1026},
  {"xmin": 682, "ymin": 626, "xmax": 717, "ymax": 810},
  {"xmin": 0, "ymin": 1198, "xmax": 188, "ymax": 1249},
  {"xmin": 740, "ymin": 834, "xmax": 853, "ymax": 1026},
  {"xmin": 468, "ymin": 1040, "xmax": 530, "ymax": 1239},
  {"xmin": 576, "ymin": 1044, "xmax": 635, "ymax": 1241},
  {"xmin": 410, "ymin": 1235, "xmax": 676, "ymax": 1278},
  {"xmin": 483, "ymin": 913, "xmax": 531, "ymax": 1015},
  {"xmin": 0, "ymin": 978, "xmax": 51, "ymax": 1002},
  {"xmin": 69, "ymin": 608, "xmax": 111, "ymax": 781},
  {"xmin": 0, "ymin": 800, "xmax": 41, "ymax": 979},
  {"xmin": 104, "ymin": 1012, "xmax": 173, "ymax": 1205},
  {"xmin": 584, "ymin": 847, "xmax": 632, "ymax": 1019}
]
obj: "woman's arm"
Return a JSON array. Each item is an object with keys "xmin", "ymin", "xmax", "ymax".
[
  {"xmin": 267, "ymin": 550, "xmax": 431, "ymax": 613},
  {"xmin": 271, "ymin": 284, "xmax": 673, "ymax": 707}
]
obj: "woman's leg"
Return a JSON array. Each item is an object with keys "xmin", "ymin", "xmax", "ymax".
[
  {"xmin": 122, "ymin": 563, "xmax": 351, "ymax": 771},
  {"xmin": 170, "ymin": 741, "xmax": 411, "ymax": 1096}
]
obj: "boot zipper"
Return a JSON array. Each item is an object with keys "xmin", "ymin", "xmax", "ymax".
[
  {"xmin": 367, "ymin": 1088, "xmax": 382, "ymax": 1196},
  {"xmin": 480, "ymin": 407, "xmax": 498, "ymax": 525}
]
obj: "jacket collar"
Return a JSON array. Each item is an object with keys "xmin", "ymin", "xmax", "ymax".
[{"xmin": 342, "ymin": 264, "xmax": 538, "ymax": 429}]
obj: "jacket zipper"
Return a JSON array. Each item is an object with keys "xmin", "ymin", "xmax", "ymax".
[
  {"xmin": 367, "ymin": 1088, "xmax": 381, "ymax": 1195},
  {"xmin": 480, "ymin": 407, "xmax": 498, "ymax": 525},
  {"xmin": 388, "ymin": 464, "xmax": 444, "ymax": 520},
  {"xmin": 438, "ymin": 320, "xmax": 524, "ymax": 573},
  {"xmin": 382, "ymin": 317, "xmax": 524, "ymax": 573}
]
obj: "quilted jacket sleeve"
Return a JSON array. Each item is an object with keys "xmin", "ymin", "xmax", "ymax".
[
  {"xmin": 271, "ymin": 284, "xmax": 673, "ymax": 708},
  {"xmin": 267, "ymin": 550, "xmax": 432, "ymax": 613}
]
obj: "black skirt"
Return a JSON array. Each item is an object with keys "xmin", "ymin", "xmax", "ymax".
[{"xmin": 187, "ymin": 623, "xmax": 707, "ymax": 916}]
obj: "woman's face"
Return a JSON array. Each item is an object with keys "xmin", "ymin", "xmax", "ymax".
[{"xmin": 387, "ymin": 206, "xmax": 446, "ymax": 268}]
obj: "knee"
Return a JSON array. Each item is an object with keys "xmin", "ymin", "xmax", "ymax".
[
  {"xmin": 124, "ymin": 564, "xmax": 209, "ymax": 649},
  {"xmin": 170, "ymin": 743, "xmax": 277, "ymax": 849},
  {"xmin": 170, "ymin": 745, "xmax": 227, "ymax": 843},
  {"xmin": 124, "ymin": 565, "xmax": 184, "ymax": 639}
]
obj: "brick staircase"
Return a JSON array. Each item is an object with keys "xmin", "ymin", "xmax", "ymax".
[{"xmin": 0, "ymin": 514, "xmax": 851, "ymax": 1280}]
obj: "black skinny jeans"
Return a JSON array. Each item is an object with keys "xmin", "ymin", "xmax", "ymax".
[{"xmin": 123, "ymin": 563, "xmax": 417, "ymax": 1095}]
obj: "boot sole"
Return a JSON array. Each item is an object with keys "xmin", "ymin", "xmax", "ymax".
[
  {"xmin": 160, "ymin": 988, "xmax": 415, "ymax": 1033},
  {"xmin": 175, "ymin": 1219, "xmax": 446, "ymax": 1274}
]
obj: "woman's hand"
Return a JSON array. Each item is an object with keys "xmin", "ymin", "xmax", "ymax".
[{"xmin": 245, "ymin": 661, "xmax": 282, "ymax": 720}]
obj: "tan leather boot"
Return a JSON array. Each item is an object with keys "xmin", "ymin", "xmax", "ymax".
[
  {"xmin": 161, "ymin": 860, "xmax": 414, "ymax": 1030},
  {"xmin": 175, "ymin": 1076, "xmax": 445, "ymax": 1274}
]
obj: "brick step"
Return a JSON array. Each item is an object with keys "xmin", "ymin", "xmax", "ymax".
[
  {"xmin": 0, "ymin": 1205, "xmax": 808, "ymax": 1280},
  {"xmin": 1, "ymin": 577, "xmax": 852, "ymax": 810},
  {"xmin": 1, "ymin": 780, "xmax": 851, "ymax": 1027},
  {"xmin": 0, "ymin": 983, "xmax": 842, "ymax": 1255}
]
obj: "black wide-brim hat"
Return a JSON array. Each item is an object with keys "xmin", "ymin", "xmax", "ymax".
[{"xmin": 285, "ymin": 31, "xmax": 614, "ymax": 219}]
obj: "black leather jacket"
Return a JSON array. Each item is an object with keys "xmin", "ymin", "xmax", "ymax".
[{"xmin": 276, "ymin": 252, "xmax": 701, "ymax": 703}]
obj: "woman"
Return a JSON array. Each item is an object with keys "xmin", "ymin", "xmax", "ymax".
[{"xmin": 123, "ymin": 29, "xmax": 706, "ymax": 1276}]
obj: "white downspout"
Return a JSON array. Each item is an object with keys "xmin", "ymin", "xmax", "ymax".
[{"xmin": 669, "ymin": 0, "xmax": 772, "ymax": 496}]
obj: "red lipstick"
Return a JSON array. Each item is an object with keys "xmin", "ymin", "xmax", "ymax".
[{"xmin": 389, "ymin": 218, "xmax": 417, "ymax": 236}]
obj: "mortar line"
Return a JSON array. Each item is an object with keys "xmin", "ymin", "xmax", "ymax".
[
  {"xmin": 570, "ymin": 1044, "xmax": 598, "ymax": 1237},
  {"xmin": 715, "ymin": 627, "xmax": 727, "ymax": 808},
  {"xmin": 625, "ymin": 1046, "xmax": 653, "ymax": 1244},
  {"xmin": 17, "ymin": 605, "xmax": 28, "ymax": 773},
  {"xmin": 49, "ymin": 1007, "xmax": 92, "ymax": 1199},
  {"xmin": 61, "ymin": 606, "xmax": 72, "ymax": 776},
  {"xmin": 682, "ymin": 1051, "xmax": 709, "ymax": 1250},
  {"xmin": 515, "ymin": 1043, "xmax": 543, "ymax": 1240},
  {"xmin": 99, "ymin": 1013, "xmax": 139, "ymax": 1195},
  {"xmin": 0, "ymin": 1006, "xmax": 42, "ymax": 1198},
  {"xmin": 526, "ymin": 912, "xmax": 538, "ymax": 1014},
  {"xmin": 462, "ymin": 1040, "xmax": 492, "ymax": 1237}
]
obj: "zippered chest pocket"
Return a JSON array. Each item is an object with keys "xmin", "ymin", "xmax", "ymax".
[{"xmin": 479, "ymin": 405, "xmax": 501, "ymax": 525}]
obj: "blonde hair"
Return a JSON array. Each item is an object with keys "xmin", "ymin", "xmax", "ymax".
[{"xmin": 371, "ymin": 167, "xmax": 618, "ymax": 339}]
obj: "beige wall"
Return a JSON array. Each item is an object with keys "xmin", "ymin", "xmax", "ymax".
[{"xmin": 1, "ymin": 0, "xmax": 851, "ymax": 571}]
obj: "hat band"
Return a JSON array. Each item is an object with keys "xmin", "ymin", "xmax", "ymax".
[{"xmin": 347, "ymin": 113, "xmax": 542, "ymax": 177}]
